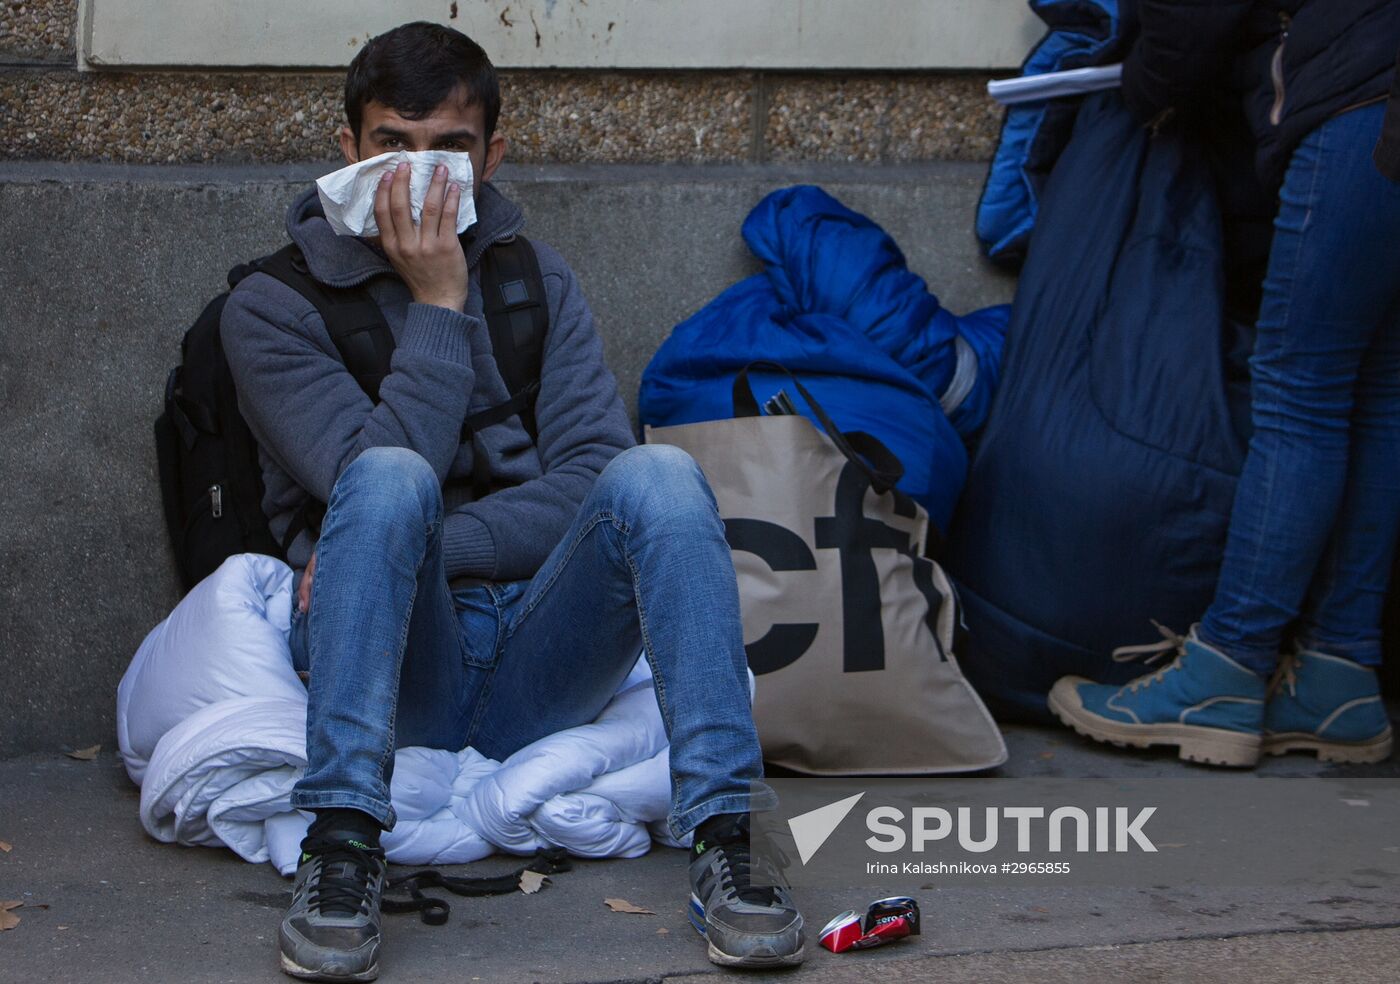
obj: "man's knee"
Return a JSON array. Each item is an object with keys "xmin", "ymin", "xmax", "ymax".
[
  {"xmin": 594, "ymin": 444, "xmax": 717, "ymax": 530},
  {"xmin": 327, "ymin": 446, "xmax": 442, "ymax": 534}
]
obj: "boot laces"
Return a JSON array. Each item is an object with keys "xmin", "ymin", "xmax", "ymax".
[
  {"xmin": 1267, "ymin": 650, "xmax": 1300, "ymax": 699},
  {"xmin": 1111, "ymin": 620, "xmax": 1184, "ymax": 667},
  {"xmin": 303, "ymin": 836, "xmax": 381, "ymax": 917},
  {"xmin": 1112, "ymin": 621, "xmax": 1187, "ymax": 694}
]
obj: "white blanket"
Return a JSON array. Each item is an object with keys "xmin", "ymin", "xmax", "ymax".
[{"xmin": 117, "ymin": 554, "xmax": 688, "ymax": 875}]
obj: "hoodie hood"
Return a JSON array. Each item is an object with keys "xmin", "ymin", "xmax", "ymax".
[{"xmin": 284, "ymin": 180, "xmax": 527, "ymax": 289}]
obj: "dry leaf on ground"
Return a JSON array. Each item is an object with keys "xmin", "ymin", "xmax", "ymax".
[
  {"xmin": 66, "ymin": 745, "xmax": 101, "ymax": 761},
  {"xmin": 0, "ymin": 840, "xmax": 12, "ymax": 853},
  {"xmin": 603, "ymin": 898, "xmax": 655, "ymax": 915},
  {"xmin": 656, "ymin": 927, "xmax": 670, "ymax": 935},
  {"xmin": 518, "ymin": 870, "xmax": 550, "ymax": 895},
  {"xmin": 1, "ymin": 901, "xmax": 22, "ymax": 931}
]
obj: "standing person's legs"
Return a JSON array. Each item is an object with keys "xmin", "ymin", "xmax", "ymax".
[
  {"xmin": 1265, "ymin": 279, "xmax": 1400, "ymax": 762},
  {"xmin": 1198, "ymin": 102, "xmax": 1400, "ymax": 671},
  {"xmin": 1295, "ymin": 315, "xmax": 1400, "ymax": 665},
  {"xmin": 466, "ymin": 443, "xmax": 804, "ymax": 967},
  {"xmin": 1051, "ymin": 103, "xmax": 1400, "ymax": 766}
]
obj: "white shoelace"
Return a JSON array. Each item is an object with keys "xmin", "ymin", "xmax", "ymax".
[
  {"xmin": 1110, "ymin": 620, "xmax": 1187, "ymax": 693},
  {"xmin": 1267, "ymin": 650, "xmax": 1300, "ymax": 700},
  {"xmin": 1111, "ymin": 620, "xmax": 1185, "ymax": 666}
]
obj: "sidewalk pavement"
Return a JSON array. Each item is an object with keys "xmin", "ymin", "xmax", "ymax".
[{"xmin": 3, "ymin": 721, "xmax": 1397, "ymax": 984}]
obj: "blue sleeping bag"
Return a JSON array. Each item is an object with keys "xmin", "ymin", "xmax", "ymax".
[
  {"xmin": 977, "ymin": 0, "xmax": 1124, "ymax": 266},
  {"xmin": 946, "ymin": 91, "xmax": 1254, "ymax": 722},
  {"xmin": 639, "ymin": 186, "xmax": 1010, "ymax": 536}
]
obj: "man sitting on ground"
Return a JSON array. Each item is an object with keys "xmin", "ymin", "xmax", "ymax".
[{"xmin": 221, "ymin": 20, "xmax": 804, "ymax": 980}]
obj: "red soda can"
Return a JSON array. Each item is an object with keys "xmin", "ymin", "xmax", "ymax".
[{"xmin": 818, "ymin": 896, "xmax": 921, "ymax": 953}]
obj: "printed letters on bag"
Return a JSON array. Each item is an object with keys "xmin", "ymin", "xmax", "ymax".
[{"xmin": 729, "ymin": 460, "xmax": 947, "ymax": 675}]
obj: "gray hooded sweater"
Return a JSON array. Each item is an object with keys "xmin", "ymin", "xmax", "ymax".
[{"xmin": 220, "ymin": 183, "xmax": 636, "ymax": 582}]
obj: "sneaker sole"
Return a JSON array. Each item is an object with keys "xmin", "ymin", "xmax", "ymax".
[
  {"xmin": 707, "ymin": 941, "xmax": 807, "ymax": 969},
  {"xmin": 279, "ymin": 953, "xmax": 380, "ymax": 983},
  {"xmin": 1049, "ymin": 677, "xmax": 1261, "ymax": 768},
  {"xmin": 1263, "ymin": 727, "xmax": 1394, "ymax": 764},
  {"xmin": 689, "ymin": 893, "xmax": 806, "ymax": 968}
]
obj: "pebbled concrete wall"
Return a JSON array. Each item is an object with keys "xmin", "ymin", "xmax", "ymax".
[
  {"xmin": 2, "ymin": 3, "xmax": 1011, "ymax": 166},
  {"xmin": 0, "ymin": 160, "xmax": 1015, "ymax": 757}
]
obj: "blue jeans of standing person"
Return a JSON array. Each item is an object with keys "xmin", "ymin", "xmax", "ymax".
[
  {"xmin": 286, "ymin": 443, "xmax": 776, "ymax": 834},
  {"xmin": 1199, "ymin": 101, "xmax": 1400, "ymax": 674}
]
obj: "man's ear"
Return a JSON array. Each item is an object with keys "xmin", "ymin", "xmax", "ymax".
[
  {"xmin": 338, "ymin": 126, "xmax": 361, "ymax": 165},
  {"xmin": 481, "ymin": 131, "xmax": 508, "ymax": 183}
]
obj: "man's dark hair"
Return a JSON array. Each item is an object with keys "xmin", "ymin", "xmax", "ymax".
[{"xmin": 344, "ymin": 22, "xmax": 501, "ymax": 141}]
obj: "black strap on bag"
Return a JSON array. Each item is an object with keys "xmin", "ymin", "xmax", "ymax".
[
  {"xmin": 251, "ymin": 246, "xmax": 397, "ymax": 403},
  {"xmin": 731, "ymin": 361, "xmax": 947, "ymax": 614},
  {"xmin": 731, "ymin": 361, "xmax": 908, "ymax": 496},
  {"xmin": 239, "ymin": 245, "xmax": 397, "ymax": 551},
  {"xmin": 464, "ymin": 235, "xmax": 549, "ymax": 499},
  {"xmin": 471, "ymin": 235, "xmax": 548, "ymax": 440},
  {"xmin": 381, "ymin": 848, "xmax": 572, "ymax": 926}
]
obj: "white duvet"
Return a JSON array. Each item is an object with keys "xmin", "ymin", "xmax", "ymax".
[{"xmin": 117, "ymin": 554, "xmax": 689, "ymax": 875}]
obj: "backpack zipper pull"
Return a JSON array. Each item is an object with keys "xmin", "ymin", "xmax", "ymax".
[{"xmin": 209, "ymin": 484, "xmax": 224, "ymax": 519}]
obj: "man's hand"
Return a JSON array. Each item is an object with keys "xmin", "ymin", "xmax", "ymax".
[
  {"xmin": 297, "ymin": 550, "xmax": 317, "ymax": 615},
  {"xmin": 374, "ymin": 162, "xmax": 469, "ymax": 311}
]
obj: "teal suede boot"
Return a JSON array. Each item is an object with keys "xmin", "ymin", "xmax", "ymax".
[
  {"xmin": 1264, "ymin": 647, "xmax": 1394, "ymax": 764},
  {"xmin": 1049, "ymin": 627, "xmax": 1266, "ymax": 767}
]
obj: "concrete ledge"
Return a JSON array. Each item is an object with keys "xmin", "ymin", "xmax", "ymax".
[{"xmin": 0, "ymin": 161, "xmax": 1014, "ymax": 756}]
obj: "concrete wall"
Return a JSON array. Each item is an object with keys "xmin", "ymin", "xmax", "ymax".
[
  {"xmin": 4, "ymin": 2, "xmax": 1019, "ymax": 167},
  {"xmin": 84, "ymin": 0, "xmax": 1042, "ymax": 70},
  {"xmin": 0, "ymin": 160, "xmax": 1015, "ymax": 756}
]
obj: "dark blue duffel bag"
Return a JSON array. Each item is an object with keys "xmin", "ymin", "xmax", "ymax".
[{"xmin": 946, "ymin": 91, "xmax": 1256, "ymax": 722}]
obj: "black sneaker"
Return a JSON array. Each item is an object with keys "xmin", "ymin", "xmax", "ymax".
[
  {"xmin": 279, "ymin": 836, "xmax": 387, "ymax": 982},
  {"xmin": 687, "ymin": 813, "xmax": 805, "ymax": 968}
]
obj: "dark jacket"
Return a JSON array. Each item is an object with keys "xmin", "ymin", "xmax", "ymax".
[
  {"xmin": 1122, "ymin": 0, "xmax": 1400, "ymax": 187},
  {"xmin": 221, "ymin": 184, "xmax": 635, "ymax": 583},
  {"xmin": 1376, "ymin": 50, "xmax": 1400, "ymax": 180}
]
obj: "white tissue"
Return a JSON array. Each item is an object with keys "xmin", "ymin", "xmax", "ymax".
[{"xmin": 315, "ymin": 150, "xmax": 477, "ymax": 238}]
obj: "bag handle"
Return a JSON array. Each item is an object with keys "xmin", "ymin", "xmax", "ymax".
[{"xmin": 732, "ymin": 361, "xmax": 905, "ymax": 495}]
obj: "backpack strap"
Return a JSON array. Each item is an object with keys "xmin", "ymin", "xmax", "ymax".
[
  {"xmin": 252, "ymin": 245, "xmax": 396, "ymax": 402},
  {"xmin": 234, "ymin": 246, "xmax": 395, "ymax": 549},
  {"xmin": 238, "ymin": 237, "xmax": 548, "ymax": 537},
  {"xmin": 463, "ymin": 235, "xmax": 550, "ymax": 498},
  {"xmin": 468, "ymin": 236, "xmax": 548, "ymax": 442}
]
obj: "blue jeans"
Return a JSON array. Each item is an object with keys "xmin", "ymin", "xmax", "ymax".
[
  {"xmin": 1200, "ymin": 102, "xmax": 1400, "ymax": 673},
  {"xmin": 287, "ymin": 443, "xmax": 776, "ymax": 834}
]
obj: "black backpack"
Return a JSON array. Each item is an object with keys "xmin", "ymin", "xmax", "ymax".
[{"xmin": 155, "ymin": 235, "xmax": 548, "ymax": 594}]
